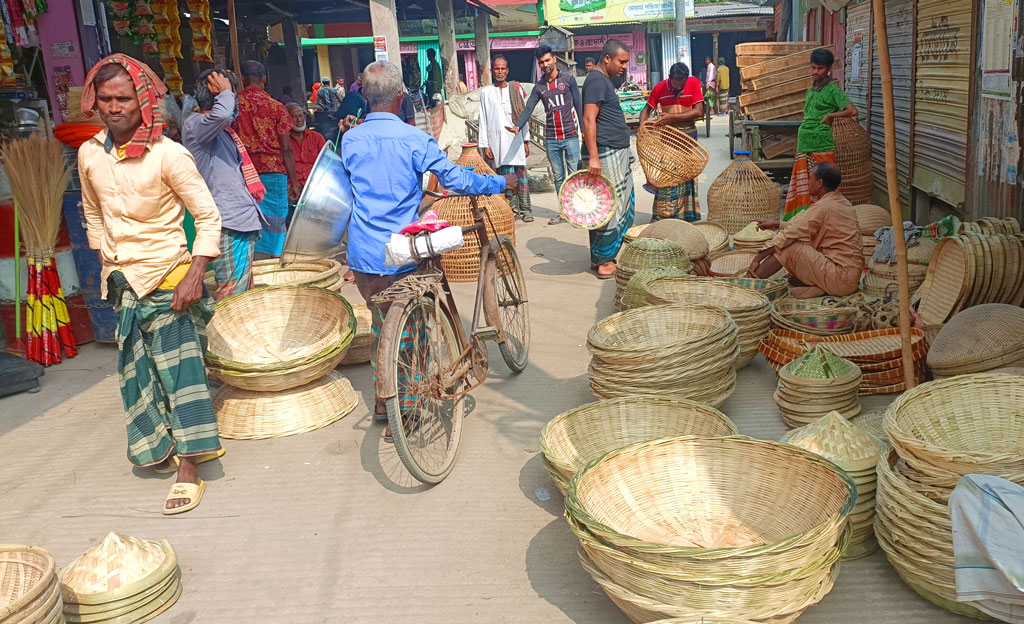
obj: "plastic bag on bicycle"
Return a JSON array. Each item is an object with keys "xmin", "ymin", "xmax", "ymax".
[
  {"xmin": 385, "ymin": 226, "xmax": 465, "ymax": 266},
  {"xmin": 399, "ymin": 210, "xmax": 450, "ymax": 235}
]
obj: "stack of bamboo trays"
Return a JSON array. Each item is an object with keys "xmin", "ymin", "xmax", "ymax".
[
  {"xmin": 614, "ymin": 238, "xmax": 691, "ymax": 311},
  {"xmin": 0, "ymin": 545, "xmax": 64, "ymax": 624},
  {"xmin": 876, "ymin": 373, "xmax": 1024, "ymax": 618},
  {"xmin": 339, "ymin": 304, "xmax": 374, "ymax": 365},
  {"xmin": 863, "ymin": 237, "xmax": 936, "ymax": 298},
  {"xmin": 737, "ymin": 43, "xmax": 830, "ymax": 122},
  {"xmin": 854, "ymin": 204, "xmax": 890, "ymax": 264},
  {"xmin": 539, "ymin": 396, "xmax": 737, "ymax": 494},
  {"xmin": 781, "ymin": 410, "xmax": 886, "ymax": 559},
  {"xmin": 587, "ymin": 304, "xmax": 739, "ymax": 408},
  {"xmin": 641, "ymin": 276, "xmax": 770, "ymax": 368},
  {"xmin": 566, "ymin": 435, "xmax": 856, "ymax": 623},
  {"xmin": 692, "ymin": 221, "xmax": 729, "ymax": 254},
  {"xmin": 638, "ymin": 220, "xmax": 711, "ymax": 275},
  {"xmin": 775, "ymin": 347, "xmax": 862, "ymax": 427},
  {"xmin": 732, "ymin": 221, "xmax": 775, "ymax": 251}
]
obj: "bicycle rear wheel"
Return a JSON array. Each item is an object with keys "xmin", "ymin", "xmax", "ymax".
[
  {"xmin": 383, "ymin": 296, "xmax": 465, "ymax": 484},
  {"xmin": 489, "ymin": 235, "xmax": 530, "ymax": 373}
]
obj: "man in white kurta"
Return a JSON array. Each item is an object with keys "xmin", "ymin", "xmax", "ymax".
[{"xmin": 478, "ymin": 55, "xmax": 532, "ymax": 221}]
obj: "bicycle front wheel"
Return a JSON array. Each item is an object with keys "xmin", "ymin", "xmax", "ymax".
[
  {"xmin": 489, "ymin": 235, "xmax": 530, "ymax": 373},
  {"xmin": 383, "ymin": 296, "xmax": 465, "ymax": 484}
]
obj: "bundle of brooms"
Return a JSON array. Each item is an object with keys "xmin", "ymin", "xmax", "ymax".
[{"xmin": 2, "ymin": 134, "xmax": 76, "ymax": 365}]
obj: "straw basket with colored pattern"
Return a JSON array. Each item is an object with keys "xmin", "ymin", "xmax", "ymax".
[
  {"xmin": 434, "ymin": 192, "xmax": 516, "ymax": 283},
  {"xmin": 566, "ymin": 435, "xmax": 855, "ymax": 623},
  {"xmin": 636, "ymin": 122, "xmax": 710, "ymax": 188},
  {"xmin": 715, "ymin": 276, "xmax": 789, "ymax": 301},
  {"xmin": 205, "ymin": 286, "xmax": 356, "ymax": 392},
  {"xmin": 0, "ymin": 545, "xmax": 63, "ymax": 624},
  {"xmin": 614, "ymin": 238, "xmax": 691, "ymax": 311},
  {"xmin": 771, "ymin": 297, "xmax": 858, "ymax": 336},
  {"xmin": 587, "ymin": 304, "xmax": 739, "ymax": 408},
  {"xmin": 641, "ymin": 276, "xmax": 770, "ymax": 369},
  {"xmin": 707, "ymin": 152, "xmax": 780, "ymax": 235},
  {"xmin": 539, "ymin": 396, "xmax": 737, "ymax": 493}
]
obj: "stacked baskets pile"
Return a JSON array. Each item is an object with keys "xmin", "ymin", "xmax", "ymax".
[
  {"xmin": 708, "ymin": 251, "xmax": 758, "ymax": 278},
  {"xmin": 587, "ymin": 304, "xmax": 739, "ymax": 408},
  {"xmin": 619, "ymin": 267, "xmax": 691, "ymax": 311},
  {"xmin": 614, "ymin": 238, "xmax": 691, "ymax": 310},
  {"xmin": 206, "ymin": 286, "xmax": 359, "ymax": 439},
  {"xmin": 60, "ymin": 533, "xmax": 181, "ymax": 623},
  {"xmin": 339, "ymin": 304, "xmax": 374, "ymax": 365},
  {"xmin": 863, "ymin": 237, "xmax": 936, "ymax": 298},
  {"xmin": 853, "ymin": 204, "xmax": 890, "ymax": 265},
  {"xmin": 638, "ymin": 220, "xmax": 711, "ymax": 275},
  {"xmin": 641, "ymin": 277, "xmax": 770, "ymax": 368},
  {"xmin": 775, "ymin": 347, "xmax": 862, "ymax": 427},
  {"xmin": 204, "ymin": 258, "xmax": 344, "ymax": 294},
  {"xmin": 636, "ymin": 122, "xmax": 710, "ymax": 190},
  {"xmin": 731, "ymin": 221, "xmax": 775, "ymax": 251},
  {"xmin": 624, "ymin": 223, "xmax": 649, "ymax": 245},
  {"xmin": 0, "ymin": 545, "xmax": 63, "ymax": 624},
  {"xmin": 876, "ymin": 373, "xmax": 1024, "ymax": 618},
  {"xmin": 692, "ymin": 221, "xmax": 729, "ymax": 255},
  {"xmin": 539, "ymin": 396, "xmax": 737, "ymax": 494},
  {"xmin": 926, "ymin": 304, "xmax": 1024, "ymax": 378},
  {"xmin": 566, "ymin": 435, "xmax": 856, "ymax": 623},
  {"xmin": 716, "ymin": 277, "xmax": 788, "ymax": 301},
  {"xmin": 782, "ymin": 411, "xmax": 885, "ymax": 559},
  {"xmin": 707, "ymin": 152, "xmax": 780, "ymax": 235},
  {"xmin": 771, "ymin": 297, "xmax": 858, "ymax": 336}
]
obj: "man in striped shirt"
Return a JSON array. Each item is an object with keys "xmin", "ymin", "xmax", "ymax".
[{"xmin": 506, "ymin": 44, "xmax": 583, "ymax": 224}]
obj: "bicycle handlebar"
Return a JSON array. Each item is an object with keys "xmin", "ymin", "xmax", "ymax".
[{"xmin": 423, "ymin": 190, "xmax": 475, "ymax": 199}]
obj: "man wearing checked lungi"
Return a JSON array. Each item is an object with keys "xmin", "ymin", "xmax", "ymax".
[
  {"xmin": 582, "ymin": 38, "xmax": 636, "ymax": 280},
  {"xmin": 78, "ymin": 54, "xmax": 224, "ymax": 516}
]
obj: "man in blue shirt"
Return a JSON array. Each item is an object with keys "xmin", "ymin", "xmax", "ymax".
[{"xmin": 341, "ymin": 60, "xmax": 512, "ymax": 423}]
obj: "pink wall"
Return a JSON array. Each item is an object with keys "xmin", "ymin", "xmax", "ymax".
[
  {"xmin": 36, "ymin": 0, "xmax": 87, "ymax": 125},
  {"xmin": 572, "ymin": 31, "xmax": 648, "ymax": 88}
]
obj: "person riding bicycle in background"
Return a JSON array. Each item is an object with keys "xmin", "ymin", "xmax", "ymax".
[{"xmin": 340, "ymin": 60, "xmax": 516, "ymax": 435}]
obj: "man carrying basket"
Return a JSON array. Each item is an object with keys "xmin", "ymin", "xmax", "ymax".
[{"xmin": 638, "ymin": 62, "xmax": 705, "ymax": 222}]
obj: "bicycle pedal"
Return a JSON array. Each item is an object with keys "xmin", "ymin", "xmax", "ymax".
[{"xmin": 473, "ymin": 326, "xmax": 499, "ymax": 341}]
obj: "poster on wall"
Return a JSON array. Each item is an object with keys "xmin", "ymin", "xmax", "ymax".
[
  {"xmin": 981, "ymin": 0, "xmax": 1015, "ymax": 99},
  {"xmin": 545, "ymin": 0, "xmax": 693, "ymax": 26},
  {"xmin": 849, "ymin": 30, "xmax": 863, "ymax": 84}
]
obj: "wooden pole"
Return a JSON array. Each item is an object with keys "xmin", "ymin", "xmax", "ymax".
[
  {"xmin": 474, "ymin": 11, "xmax": 490, "ymax": 87},
  {"xmin": 226, "ymin": 0, "xmax": 241, "ymax": 72},
  {"xmin": 437, "ymin": 0, "xmax": 460, "ymax": 98},
  {"xmin": 872, "ymin": 0, "xmax": 916, "ymax": 389}
]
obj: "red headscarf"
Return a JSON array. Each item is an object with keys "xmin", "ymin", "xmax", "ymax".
[{"xmin": 81, "ymin": 53, "xmax": 168, "ymax": 158}]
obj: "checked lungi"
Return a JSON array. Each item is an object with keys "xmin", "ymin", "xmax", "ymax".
[
  {"xmin": 652, "ymin": 129, "xmax": 700, "ymax": 222},
  {"xmin": 497, "ymin": 164, "xmax": 532, "ymax": 217},
  {"xmin": 784, "ymin": 150, "xmax": 835, "ymax": 221},
  {"xmin": 584, "ymin": 146, "xmax": 636, "ymax": 266},
  {"xmin": 254, "ymin": 173, "xmax": 289, "ymax": 256},
  {"xmin": 211, "ymin": 228, "xmax": 259, "ymax": 301},
  {"xmin": 107, "ymin": 271, "xmax": 221, "ymax": 467}
]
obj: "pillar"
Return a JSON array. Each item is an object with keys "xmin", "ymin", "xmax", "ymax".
[
  {"xmin": 712, "ymin": 32, "xmax": 719, "ymax": 64},
  {"xmin": 369, "ymin": 0, "xmax": 402, "ymax": 71},
  {"xmin": 437, "ymin": 0, "xmax": 459, "ymax": 97},
  {"xmin": 282, "ymin": 19, "xmax": 306, "ymax": 106},
  {"xmin": 316, "ymin": 45, "xmax": 331, "ymax": 82},
  {"xmin": 474, "ymin": 11, "xmax": 490, "ymax": 87}
]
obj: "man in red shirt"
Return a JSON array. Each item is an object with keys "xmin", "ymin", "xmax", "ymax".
[
  {"xmin": 233, "ymin": 60, "xmax": 298, "ymax": 257},
  {"xmin": 286, "ymin": 102, "xmax": 326, "ymax": 194},
  {"xmin": 639, "ymin": 62, "xmax": 705, "ymax": 222}
]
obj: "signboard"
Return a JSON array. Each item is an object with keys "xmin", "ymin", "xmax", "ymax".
[
  {"xmin": 373, "ymin": 35, "xmax": 388, "ymax": 62},
  {"xmin": 981, "ymin": 0, "xmax": 1015, "ymax": 99},
  {"xmin": 545, "ymin": 0, "xmax": 694, "ymax": 26}
]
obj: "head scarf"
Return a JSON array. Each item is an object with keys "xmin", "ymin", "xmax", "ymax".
[{"xmin": 81, "ymin": 53, "xmax": 168, "ymax": 158}]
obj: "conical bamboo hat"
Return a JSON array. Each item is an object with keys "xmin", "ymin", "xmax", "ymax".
[
  {"xmin": 60, "ymin": 533, "xmax": 177, "ymax": 606},
  {"xmin": 781, "ymin": 410, "xmax": 885, "ymax": 473}
]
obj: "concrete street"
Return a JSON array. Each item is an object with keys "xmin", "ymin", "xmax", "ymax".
[{"xmin": 0, "ymin": 116, "xmax": 973, "ymax": 623}]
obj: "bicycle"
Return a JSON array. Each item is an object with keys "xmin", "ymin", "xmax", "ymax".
[{"xmin": 370, "ymin": 192, "xmax": 530, "ymax": 484}]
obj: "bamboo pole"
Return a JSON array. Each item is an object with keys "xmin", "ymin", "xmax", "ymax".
[
  {"xmin": 872, "ymin": 0, "xmax": 916, "ymax": 389},
  {"xmin": 13, "ymin": 200, "xmax": 20, "ymax": 342},
  {"xmin": 226, "ymin": 0, "xmax": 241, "ymax": 73}
]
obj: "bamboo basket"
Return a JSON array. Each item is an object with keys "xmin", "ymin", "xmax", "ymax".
[
  {"xmin": 853, "ymin": 204, "xmax": 890, "ymax": 235},
  {"xmin": 539, "ymin": 396, "xmax": 737, "ymax": 493},
  {"xmin": 204, "ymin": 259, "xmax": 343, "ymax": 298},
  {"xmin": 771, "ymin": 297, "xmax": 858, "ymax": 336},
  {"xmin": 925, "ymin": 303, "xmax": 1024, "ymax": 377},
  {"xmin": 454, "ymin": 142, "xmax": 495, "ymax": 174},
  {"xmin": 776, "ymin": 348, "xmax": 863, "ymax": 427},
  {"xmin": 707, "ymin": 153, "xmax": 780, "ymax": 235},
  {"xmin": 339, "ymin": 304, "xmax": 374, "ymax": 365},
  {"xmin": 637, "ymin": 219, "xmax": 709, "ymax": 260},
  {"xmin": 614, "ymin": 238, "xmax": 691, "ymax": 311},
  {"xmin": 636, "ymin": 122, "xmax": 709, "ymax": 187},
  {"xmin": 832, "ymin": 118, "xmax": 873, "ymax": 205},
  {"xmin": 715, "ymin": 276, "xmax": 789, "ymax": 301},
  {"xmin": 692, "ymin": 221, "xmax": 729, "ymax": 254},
  {"xmin": 708, "ymin": 250, "xmax": 758, "ymax": 278},
  {"xmin": 0, "ymin": 545, "xmax": 61, "ymax": 623},
  {"xmin": 642, "ymin": 277, "xmax": 770, "ymax": 368},
  {"xmin": 623, "ymin": 223, "xmax": 648, "ymax": 245},
  {"xmin": 619, "ymin": 266, "xmax": 691, "ymax": 311},
  {"xmin": 433, "ymin": 191, "xmax": 515, "ymax": 283}
]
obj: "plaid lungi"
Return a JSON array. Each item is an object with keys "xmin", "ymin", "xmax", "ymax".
[
  {"xmin": 652, "ymin": 181, "xmax": 700, "ymax": 222},
  {"xmin": 498, "ymin": 164, "xmax": 532, "ymax": 217},
  {"xmin": 584, "ymin": 146, "xmax": 636, "ymax": 265},
  {"xmin": 107, "ymin": 271, "xmax": 221, "ymax": 467},
  {"xmin": 211, "ymin": 228, "xmax": 259, "ymax": 301},
  {"xmin": 254, "ymin": 173, "xmax": 289, "ymax": 256},
  {"xmin": 784, "ymin": 150, "xmax": 835, "ymax": 221}
]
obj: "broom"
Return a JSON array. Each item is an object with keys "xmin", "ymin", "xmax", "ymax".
[{"xmin": 1, "ymin": 134, "xmax": 75, "ymax": 365}]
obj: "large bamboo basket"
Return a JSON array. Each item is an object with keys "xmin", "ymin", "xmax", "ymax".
[
  {"xmin": 642, "ymin": 277, "xmax": 770, "ymax": 368},
  {"xmin": 614, "ymin": 238, "xmax": 691, "ymax": 310},
  {"xmin": 925, "ymin": 304, "xmax": 1024, "ymax": 377},
  {"xmin": 638, "ymin": 219, "xmax": 709, "ymax": 260},
  {"xmin": 832, "ymin": 118, "xmax": 873, "ymax": 205},
  {"xmin": 434, "ymin": 192, "xmax": 515, "ymax": 283},
  {"xmin": 636, "ymin": 122, "xmax": 709, "ymax": 188},
  {"xmin": 707, "ymin": 153, "xmax": 780, "ymax": 235},
  {"xmin": 619, "ymin": 266, "xmax": 691, "ymax": 311},
  {"xmin": 0, "ymin": 545, "xmax": 61, "ymax": 623},
  {"xmin": 454, "ymin": 142, "xmax": 495, "ymax": 174},
  {"xmin": 539, "ymin": 396, "xmax": 737, "ymax": 493},
  {"xmin": 203, "ymin": 258, "xmax": 343, "ymax": 295}
]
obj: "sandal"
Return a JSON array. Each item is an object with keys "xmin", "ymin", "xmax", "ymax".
[
  {"xmin": 162, "ymin": 480, "xmax": 206, "ymax": 516},
  {"xmin": 521, "ymin": 215, "xmax": 535, "ymax": 223},
  {"xmin": 596, "ymin": 262, "xmax": 617, "ymax": 280},
  {"xmin": 548, "ymin": 216, "xmax": 564, "ymax": 225},
  {"xmin": 153, "ymin": 448, "xmax": 226, "ymax": 474}
]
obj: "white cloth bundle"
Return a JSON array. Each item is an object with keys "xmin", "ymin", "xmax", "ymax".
[{"xmin": 385, "ymin": 226, "xmax": 465, "ymax": 267}]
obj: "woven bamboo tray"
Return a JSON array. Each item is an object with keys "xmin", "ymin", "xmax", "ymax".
[
  {"xmin": 707, "ymin": 154, "xmax": 780, "ymax": 235},
  {"xmin": 539, "ymin": 396, "xmax": 737, "ymax": 493},
  {"xmin": 638, "ymin": 220, "xmax": 709, "ymax": 260},
  {"xmin": 853, "ymin": 204, "xmax": 890, "ymax": 235},
  {"xmin": 214, "ymin": 370, "xmax": 359, "ymax": 440},
  {"xmin": 623, "ymin": 223, "xmax": 648, "ymax": 245},
  {"xmin": 339, "ymin": 304, "xmax": 373, "ymax": 366},
  {"xmin": 615, "ymin": 238, "xmax": 691, "ymax": 310},
  {"xmin": 926, "ymin": 304, "xmax": 1024, "ymax": 376},
  {"xmin": 642, "ymin": 277, "xmax": 770, "ymax": 368},
  {"xmin": 0, "ymin": 545, "xmax": 60, "ymax": 623},
  {"xmin": 692, "ymin": 221, "xmax": 729, "ymax": 254},
  {"xmin": 771, "ymin": 298, "xmax": 857, "ymax": 336},
  {"xmin": 716, "ymin": 276, "xmax": 788, "ymax": 301},
  {"xmin": 708, "ymin": 250, "xmax": 757, "ymax": 278},
  {"xmin": 636, "ymin": 122, "xmax": 709, "ymax": 187},
  {"xmin": 619, "ymin": 267, "xmax": 691, "ymax": 311},
  {"xmin": 915, "ymin": 237, "xmax": 970, "ymax": 325}
]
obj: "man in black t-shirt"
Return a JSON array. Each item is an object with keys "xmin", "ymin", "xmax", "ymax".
[{"xmin": 581, "ymin": 38, "xmax": 635, "ymax": 280}]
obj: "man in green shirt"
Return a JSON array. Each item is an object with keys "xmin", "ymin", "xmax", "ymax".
[{"xmin": 784, "ymin": 48, "xmax": 858, "ymax": 221}]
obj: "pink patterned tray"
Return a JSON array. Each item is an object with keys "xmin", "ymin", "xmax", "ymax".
[{"xmin": 558, "ymin": 170, "xmax": 618, "ymax": 230}]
